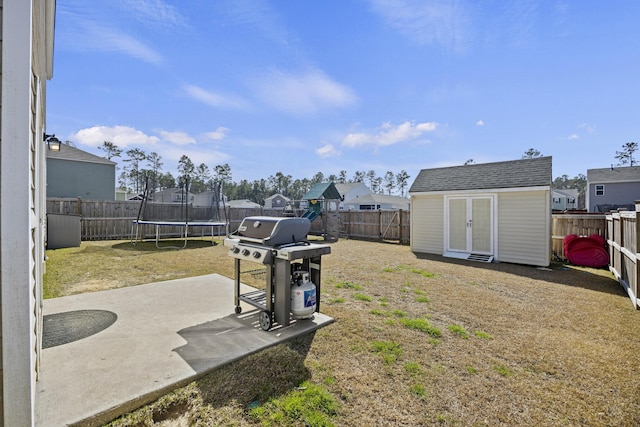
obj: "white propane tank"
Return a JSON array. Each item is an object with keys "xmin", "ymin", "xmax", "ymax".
[{"xmin": 291, "ymin": 271, "xmax": 316, "ymax": 319}]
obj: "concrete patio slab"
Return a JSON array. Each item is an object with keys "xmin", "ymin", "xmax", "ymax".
[{"xmin": 35, "ymin": 274, "xmax": 333, "ymax": 426}]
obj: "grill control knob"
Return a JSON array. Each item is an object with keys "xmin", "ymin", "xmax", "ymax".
[
  {"xmin": 231, "ymin": 246, "xmax": 240, "ymax": 254},
  {"xmin": 241, "ymin": 249, "xmax": 250, "ymax": 256},
  {"xmin": 252, "ymin": 251, "xmax": 262, "ymax": 259}
]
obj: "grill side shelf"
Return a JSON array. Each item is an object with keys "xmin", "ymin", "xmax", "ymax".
[{"xmin": 275, "ymin": 244, "xmax": 331, "ymax": 260}]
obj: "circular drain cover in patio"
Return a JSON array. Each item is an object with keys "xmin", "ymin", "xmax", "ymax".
[{"xmin": 43, "ymin": 309, "xmax": 118, "ymax": 349}]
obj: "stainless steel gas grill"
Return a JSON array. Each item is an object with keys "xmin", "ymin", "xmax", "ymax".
[{"xmin": 225, "ymin": 216, "xmax": 331, "ymax": 331}]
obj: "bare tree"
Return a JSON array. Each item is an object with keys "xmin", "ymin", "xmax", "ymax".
[
  {"xmin": 522, "ymin": 148, "xmax": 543, "ymax": 159},
  {"xmin": 383, "ymin": 171, "xmax": 395, "ymax": 195},
  {"xmin": 122, "ymin": 148, "xmax": 147, "ymax": 193},
  {"xmin": 396, "ymin": 170, "xmax": 410, "ymax": 197},
  {"xmin": 615, "ymin": 142, "xmax": 638, "ymax": 166},
  {"xmin": 99, "ymin": 141, "xmax": 122, "ymax": 160}
]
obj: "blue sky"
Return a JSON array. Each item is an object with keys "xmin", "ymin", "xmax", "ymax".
[{"xmin": 47, "ymin": 0, "xmax": 639, "ymax": 187}]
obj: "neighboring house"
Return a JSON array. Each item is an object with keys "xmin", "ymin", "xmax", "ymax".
[
  {"xmin": 342, "ymin": 193, "xmax": 410, "ymax": 210},
  {"xmin": 335, "ymin": 182, "xmax": 371, "ymax": 209},
  {"xmin": 151, "ymin": 187, "xmax": 195, "ymax": 204},
  {"xmin": 586, "ymin": 166, "xmax": 640, "ymax": 212},
  {"xmin": 115, "ymin": 189, "xmax": 139, "ymax": 201},
  {"xmin": 552, "ymin": 188, "xmax": 579, "ymax": 211},
  {"xmin": 409, "ymin": 157, "xmax": 552, "ymax": 267},
  {"xmin": 227, "ymin": 199, "xmax": 262, "ymax": 209},
  {"xmin": 192, "ymin": 190, "xmax": 226, "ymax": 208},
  {"xmin": 46, "ymin": 144, "xmax": 117, "ymax": 200},
  {"xmin": 264, "ymin": 193, "xmax": 290, "ymax": 209},
  {"xmin": 1, "ymin": 1, "xmax": 56, "ymax": 424}
]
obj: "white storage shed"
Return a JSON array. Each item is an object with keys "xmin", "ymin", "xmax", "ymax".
[{"xmin": 409, "ymin": 157, "xmax": 552, "ymax": 267}]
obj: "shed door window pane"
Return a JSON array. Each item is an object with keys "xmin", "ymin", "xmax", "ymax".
[
  {"xmin": 471, "ymin": 198, "xmax": 491, "ymax": 253},
  {"xmin": 448, "ymin": 199, "xmax": 467, "ymax": 251}
]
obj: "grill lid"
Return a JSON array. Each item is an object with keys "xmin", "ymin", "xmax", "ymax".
[{"xmin": 230, "ymin": 216, "xmax": 311, "ymax": 247}]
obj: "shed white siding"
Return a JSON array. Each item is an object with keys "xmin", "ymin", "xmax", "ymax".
[
  {"xmin": 410, "ymin": 195, "xmax": 444, "ymax": 254},
  {"xmin": 496, "ymin": 190, "xmax": 550, "ymax": 266}
]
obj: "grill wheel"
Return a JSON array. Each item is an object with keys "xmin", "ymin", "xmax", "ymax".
[{"xmin": 259, "ymin": 311, "xmax": 272, "ymax": 331}]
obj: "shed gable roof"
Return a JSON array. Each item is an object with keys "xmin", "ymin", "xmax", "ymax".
[{"xmin": 409, "ymin": 156, "xmax": 552, "ymax": 193}]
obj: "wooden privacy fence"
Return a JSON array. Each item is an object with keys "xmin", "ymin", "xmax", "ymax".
[
  {"xmin": 551, "ymin": 213, "xmax": 607, "ymax": 260},
  {"xmin": 48, "ymin": 199, "xmax": 609, "ymax": 250},
  {"xmin": 340, "ymin": 209, "xmax": 410, "ymax": 244},
  {"xmin": 606, "ymin": 206, "xmax": 639, "ymax": 309},
  {"xmin": 47, "ymin": 199, "xmax": 611, "ymax": 249},
  {"xmin": 46, "ymin": 199, "xmax": 412, "ymax": 243}
]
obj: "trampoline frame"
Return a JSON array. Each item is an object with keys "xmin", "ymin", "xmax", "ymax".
[{"xmin": 130, "ymin": 220, "xmax": 228, "ymax": 249}]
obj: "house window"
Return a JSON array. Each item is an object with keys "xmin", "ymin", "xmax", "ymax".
[{"xmin": 595, "ymin": 185, "xmax": 604, "ymax": 196}]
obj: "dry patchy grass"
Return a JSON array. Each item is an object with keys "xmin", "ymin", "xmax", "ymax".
[{"xmin": 44, "ymin": 238, "xmax": 640, "ymax": 426}]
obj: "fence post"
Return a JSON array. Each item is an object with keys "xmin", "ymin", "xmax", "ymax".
[
  {"xmin": 398, "ymin": 209, "xmax": 403, "ymax": 244},
  {"xmin": 635, "ymin": 201, "xmax": 640, "ymax": 308}
]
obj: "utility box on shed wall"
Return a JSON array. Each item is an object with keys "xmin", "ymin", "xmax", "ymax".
[{"xmin": 47, "ymin": 213, "xmax": 81, "ymax": 249}]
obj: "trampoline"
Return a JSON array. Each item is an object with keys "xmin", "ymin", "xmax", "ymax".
[
  {"xmin": 130, "ymin": 177, "xmax": 229, "ymax": 249},
  {"xmin": 130, "ymin": 220, "xmax": 228, "ymax": 249}
]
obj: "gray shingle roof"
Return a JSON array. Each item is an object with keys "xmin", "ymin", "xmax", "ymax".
[
  {"xmin": 409, "ymin": 156, "xmax": 552, "ymax": 193},
  {"xmin": 587, "ymin": 166, "xmax": 640, "ymax": 183},
  {"xmin": 46, "ymin": 144, "xmax": 116, "ymax": 165}
]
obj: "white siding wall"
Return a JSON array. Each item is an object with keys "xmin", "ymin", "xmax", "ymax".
[
  {"xmin": 497, "ymin": 190, "xmax": 551, "ymax": 266},
  {"xmin": 410, "ymin": 195, "xmax": 444, "ymax": 254},
  {"xmin": 1, "ymin": 0, "xmax": 51, "ymax": 424}
]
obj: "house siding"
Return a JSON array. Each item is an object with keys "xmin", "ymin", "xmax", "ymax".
[
  {"xmin": 1, "ymin": 0, "xmax": 53, "ymax": 424},
  {"xmin": 46, "ymin": 158, "xmax": 116, "ymax": 200},
  {"xmin": 497, "ymin": 190, "xmax": 550, "ymax": 266},
  {"xmin": 410, "ymin": 195, "xmax": 444, "ymax": 254},
  {"xmin": 0, "ymin": 3, "xmax": 4, "ymax": 421},
  {"xmin": 588, "ymin": 181, "xmax": 640, "ymax": 212}
]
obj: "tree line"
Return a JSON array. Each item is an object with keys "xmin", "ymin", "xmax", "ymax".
[
  {"xmin": 98, "ymin": 141, "xmax": 638, "ymax": 207},
  {"xmin": 97, "ymin": 141, "xmax": 412, "ymax": 204}
]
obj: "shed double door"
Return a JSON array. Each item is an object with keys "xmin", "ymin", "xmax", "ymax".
[{"xmin": 447, "ymin": 196, "xmax": 493, "ymax": 255}]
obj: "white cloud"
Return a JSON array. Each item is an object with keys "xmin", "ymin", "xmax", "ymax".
[
  {"xmin": 476, "ymin": 119, "xmax": 484, "ymax": 126},
  {"xmin": 72, "ymin": 125, "xmax": 159, "ymax": 148},
  {"xmin": 568, "ymin": 133, "xmax": 579, "ymax": 140},
  {"xmin": 253, "ymin": 68, "xmax": 357, "ymax": 115},
  {"xmin": 118, "ymin": 0, "xmax": 187, "ymax": 29},
  {"xmin": 205, "ymin": 127, "xmax": 230, "ymax": 141},
  {"xmin": 343, "ymin": 121, "xmax": 438, "ymax": 148},
  {"xmin": 85, "ymin": 24, "xmax": 163, "ymax": 65},
  {"xmin": 158, "ymin": 130, "xmax": 195, "ymax": 145},
  {"xmin": 316, "ymin": 144, "xmax": 340, "ymax": 158},
  {"xmin": 369, "ymin": 0, "xmax": 470, "ymax": 52},
  {"xmin": 577, "ymin": 123, "xmax": 596, "ymax": 133},
  {"xmin": 184, "ymin": 84, "xmax": 248, "ymax": 110}
]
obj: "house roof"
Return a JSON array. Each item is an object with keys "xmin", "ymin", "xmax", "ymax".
[
  {"xmin": 343, "ymin": 193, "xmax": 409, "ymax": 206},
  {"xmin": 227, "ymin": 199, "xmax": 261, "ymax": 208},
  {"xmin": 335, "ymin": 182, "xmax": 367, "ymax": 194},
  {"xmin": 553, "ymin": 188, "xmax": 579, "ymax": 198},
  {"xmin": 265, "ymin": 193, "xmax": 290, "ymax": 201},
  {"xmin": 409, "ymin": 156, "xmax": 552, "ymax": 193},
  {"xmin": 154, "ymin": 187, "xmax": 192, "ymax": 196},
  {"xmin": 46, "ymin": 144, "xmax": 116, "ymax": 165},
  {"xmin": 303, "ymin": 182, "xmax": 342, "ymax": 200},
  {"xmin": 587, "ymin": 166, "xmax": 640, "ymax": 183}
]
